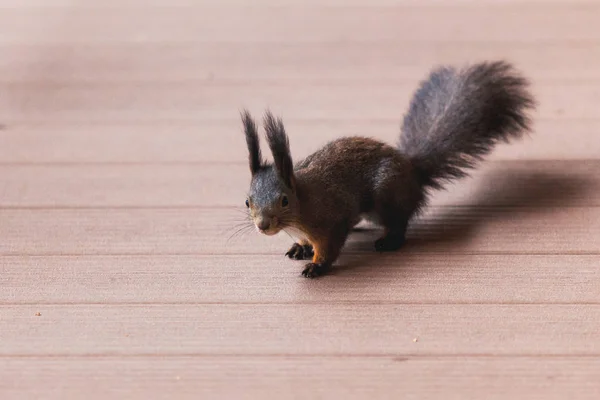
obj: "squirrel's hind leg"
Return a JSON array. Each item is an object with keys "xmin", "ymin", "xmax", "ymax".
[
  {"xmin": 371, "ymin": 158, "xmax": 419, "ymax": 252},
  {"xmin": 374, "ymin": 211, "xmax": 410, "ymax": 252},
  {"xmin": 375, "ymin": 227, "xmax": 407, "ymax": 252}
]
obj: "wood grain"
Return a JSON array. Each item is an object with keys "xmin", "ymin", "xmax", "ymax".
[
  {"xmin": 2, "ymin": 357, "xmax": 600, "ymax": 400},
  {"xmin": 2, "ymin": 304, "xmax": 600, "ymax": 356},
  {"xmin": 0, "ymin": 161, "xmax": 597, "ymax": 207},
  {"xmin": 0, "ymin": 121, "xmax": 598, "ymax": 163},
  {"xmin": 0, "ymin": 81, "xmax": 593, "ymax": 122},
  {"xmin": 7, "ymin": 0, "xmax": 600, "ymax": 7},
  {"xmin": 1, "ymin": 5, "xmax": 598, "ymax": 44},
  {"xmin": 0, "ymin": 206, "xmax": 598, "ymax": 255},
  {"xmin": 2, "ymin": 43, "xmax": 600, "ymax": 84},
  {"xmin": 2, "ymin": 254, "xmax": 598, "ymax": 304},
  {"xmin": 1, "ymin": 120, "xmax": 599, "ymax": 163}
]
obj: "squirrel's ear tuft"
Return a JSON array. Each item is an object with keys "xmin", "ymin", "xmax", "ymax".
[
  {"xmin": 263, "ymin": 110, "xmax": 296, "ymax": 190},
  {"xmin": 241, "ymin": 109, "xmax": 263, "ymax": 175}
]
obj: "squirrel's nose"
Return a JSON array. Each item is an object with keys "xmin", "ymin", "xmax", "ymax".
[{"xmin": 256, "ymin": 219, "xmax": 271, "ymax": 231}]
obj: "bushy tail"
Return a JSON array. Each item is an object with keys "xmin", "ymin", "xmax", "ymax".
[{"xmin": 399, "ymin": 60, "xmax": 536, "ymax": 190}]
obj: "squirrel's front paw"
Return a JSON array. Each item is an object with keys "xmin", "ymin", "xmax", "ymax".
[
  {"xmin": 302, "ymin": 263, "xmax": 329, "ymax": 278},
  {"xmin": 285, "ymin": 243, "xmax": 314, "ymax": 260}
]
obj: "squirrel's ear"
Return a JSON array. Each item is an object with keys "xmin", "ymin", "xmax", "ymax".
[
  {"xmin": 241, "ymin": 109, "xmax": 263, "ymax": 175},
  {"xmin": 263, "ymin": 110, "xmax": 296, "ymax": 190}
]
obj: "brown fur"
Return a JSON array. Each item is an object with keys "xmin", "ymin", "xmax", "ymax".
[{"xmin": 291, "ymin": 137, "xmax": 422, "ymax": 276}]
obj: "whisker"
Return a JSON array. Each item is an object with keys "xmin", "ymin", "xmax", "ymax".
[
  {"xmin": 282, "ymin": 229, "xmax": 296, "ymax": 244},
  {"xmin": 226, "ymin": 221, "xmax": 254, "ymax": 230},
  {"xmin": 229, "ymin": 229, "xmax": 251, "ymax": 243},
  {"xmin": 225, "ymin": 211, "xmax": 251, "ymax": 218},
  {"xmin": 226, "ymin": 224, "xmax": 255, "ymax": 243},
  {"xmin": 229, "ymin": 215, "xmax": 251, "ymax": 222},
  {"xmin": 232, "ymin": 208, "xmax": 250, "ymax": 216}
]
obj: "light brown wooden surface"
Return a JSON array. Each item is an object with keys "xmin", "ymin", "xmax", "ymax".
[{"xmin": 1, "ymin": 0, "xmax": 599, "ymax": 399}]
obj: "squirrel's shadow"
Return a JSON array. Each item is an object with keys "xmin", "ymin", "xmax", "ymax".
[{"xmin": 329, "ymin": 168, "xmax": 593, "ymax": 276}]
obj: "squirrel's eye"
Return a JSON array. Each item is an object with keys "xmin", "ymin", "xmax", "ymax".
[
  {"xmin": 281, "ymin": 195, "xmax": 289, "ymax": 207},
  {"xmin": 245, "ymin": 199, "xmax": 249, "ymax": 208}
]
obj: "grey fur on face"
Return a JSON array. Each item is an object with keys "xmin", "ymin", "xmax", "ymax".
[{"xmin": 247, "ymin": 167, "xmax": 295, "ymax": 235}]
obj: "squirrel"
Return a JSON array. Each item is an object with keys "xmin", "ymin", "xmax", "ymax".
[{"xmin": 240, "ymin": 60, "xmax": 536, "ymax": 278}]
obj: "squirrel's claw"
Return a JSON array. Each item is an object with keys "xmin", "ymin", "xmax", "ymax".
[
  {"xmin": 285, "ymin": 243, "xmax": 304, "ymax": 259},
  {"xmin": 285, "ymin": 243, "xmax": 314, "ymax": 260},
  {"xmin": 302, "ymin": 263, "xmax": 328, "ymax": 278}
]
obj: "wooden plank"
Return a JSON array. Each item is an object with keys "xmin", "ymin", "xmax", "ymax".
[
  {"xmin": 2, "ymin": 254, "xmax": 598, "ymax": 304},
  {"xmin": 0, "ymin": 206, "xmax": 598, "ymax": 255},
  {"xmin": 1, "ymin": 357, "xmax": 600, "ymax": 400},
  {"xmin": 1, "ymin": 0, "xmax": 598, "ymax": 398},
  {"xmin": 1, "ymin": 304, "xmax": 600, "ymax": 355},
  {"xmin": 0, "ymin": 6, "xmax": 598, "ymax": 44},
  {"xmin": 0, "ymin": 161, "xmax": 597, "ymax": 207},
  {"xmin": 5, "ymin": 0, "xmax": 599, "ymax": 8},
  {"xmin": 0, "ymin": 120, "xmax": 598, "ymax": 162},
  {"xmin": 0, "ymin": 81, "xmax": 592, "ymax": 122},
  {"xmin": 2, "ymin": 43, "xmax": 600, "ymax": 83}
]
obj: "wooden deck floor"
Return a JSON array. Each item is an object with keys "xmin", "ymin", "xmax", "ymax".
[{"xmin": 1, "ymin": 0, "xmax": 600, "ymax": 398}]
